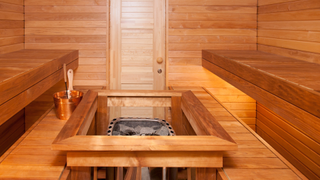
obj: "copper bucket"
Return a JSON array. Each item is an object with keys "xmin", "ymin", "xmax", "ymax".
[{"xmin": 53, "ymin": 90, "xmax": 83, "ymax": 120}]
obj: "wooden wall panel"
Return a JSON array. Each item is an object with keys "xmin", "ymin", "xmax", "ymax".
[
  {"xmin": 256, "ymin": 103, "xmax": 320, "ymax": 179},
  {"xmin": 24, "ymin": 0, "xmax": 108, "ymax": 87},
  {"xmin": 167, "ymin": 0, "xmax": 257, "ymax": 85},
  {"xmin": 206, "ymin": 87, "xmax": 256, "ymax": 131},
  {"xmin": 257, "ymin": 1, "xmax": 320, "ymax": 178},
  {"xmin": 258, "ymin": 0, "xmax": 320, "ymax": 64},
  {"xmin": 168, "ymin": 0, "xmax": 257, "ymax": 128},
  {"xmin": 0, "ymin": 0, "xmax": 24, "ymax": 54},
  {"xmin": 0, "ymin": 109, "xmax": 24, "ymax": 156}
]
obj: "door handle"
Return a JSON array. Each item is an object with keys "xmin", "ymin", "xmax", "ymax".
[{"xmin": 156, "ymin": 57, "xmax": 163, "ymax": 64}]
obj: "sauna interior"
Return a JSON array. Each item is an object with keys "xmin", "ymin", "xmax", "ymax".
[{"xmin": 0, "ymin": 0, "xmax": 319, "ymax": 179}]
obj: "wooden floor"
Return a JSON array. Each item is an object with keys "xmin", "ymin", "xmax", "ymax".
[
  {"xmin": 172, "ymin": 86, "xmax": 305, "ymax": 180},
  {"xmin": 0, "ymin": 87, "xmax": 306, "ymax": 180},
  {"xmin": 0, "ymin": 108, "xmax": 68, "ymax": 180}
]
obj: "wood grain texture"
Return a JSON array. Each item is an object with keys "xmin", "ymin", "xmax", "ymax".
[
  {"xmin": 202, "ymin": 49, "xmax": 319, "ymax": 179},
  {"xmin": 257, "ymin": 103, "xmax": 320, "ymax": 179},
  {"xmin": 51, "ymin": 89, "xmax": 238, "ymax": 178},
  {"xmin": 167, "ymin": 0, "xmax": 257, "ymax": 128},
  {"xmin": 24, "ymin": 80, "xmax": 66, "ymax": 131},
  {"xmin": 202, "ymin": 54, "xmax": 320, "ymax": 144},
  {"xmin": 110, "ymin": 0, "xmax": 166, "ymax": 118},
  {"xmin": 169, "ymin": 0, "xmax": 257, "ymax": 6},
  {"xmin": 108, "ymin": 97, "xmax": 171, "ymax": 107},
  {"xmin": 96, "ymin": 95, "xmax": 108, "ymax": 135},
  {"xmin": 0, "ymin": 49, "xmax": 78, "ymax": 127},
  {"xmin": 0, "ymin": 109, "xmax": 68, "ymax": 180},
  {"xmin": 258, "ymin": 0, "xmax": 320, "ymax": 64},
  {"xmin": 171, "ymin": 96, "xmax": 183, "ymax": 135},
  {"xmin": 203, "ymin": 50, "xmax": 320, "ymax": 119},
  {"xmin": 67, "ymin": 151, "xmax": 223, "ymax": 168},
  {"xmin": 259, "ymin": 0, "xmax": 320, "ymax": 14},
  {"xmin": 170, "ymin": 87, "xmax": 306, "ymax": 180},
  {"xmin": 196, "ymin": 168, "xmax": 216, "ymax": 180},
  {"xmin": 0, "ymin": 0, "xmax": 24, "ymax": 54},
  {"xmin": 24, "ymin": 0, "xmax": 108, "ymax": 87},
  {"xmin": 181, "ymin": 91, "xmax": 235, "ymax": 143},
  {"xmin": 53, "ymin": 90, "xmax": 98, "ymax": 142},
  {"xmin": 0, "ymin": 109, "xmax": 24, "ymax": 156}
]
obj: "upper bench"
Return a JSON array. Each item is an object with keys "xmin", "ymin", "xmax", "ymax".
[
  {"xmin": 202, "ymin": 50, "xmax": 320, "ymax": 143},
  {"xmin": 0, "ymin": 49, "xmax": 78, "ymax": 127}
]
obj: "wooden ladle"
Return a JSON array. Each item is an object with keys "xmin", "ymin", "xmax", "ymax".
[{"xmin": 67, "ymin": 69, "xmax": 74, "ymax": 97}]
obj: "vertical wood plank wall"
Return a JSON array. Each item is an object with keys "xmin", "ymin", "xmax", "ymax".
[
  {"xmin": 120, "ymin": 0, "xmax": 154, "ymax": 91},
  {"xmin": 24, "ymin": 0, "xmax": 108, "ymax": 87},
  {"xmin": 120, "ymin": 0, "xmax": 156, "ymax": 117},
  {"xmin": 167, "ymin": 0, "xmax": 258, "ymax": 128},
  {"xmin": 257, "ymin": 0, "xmax": 320, "ymax": 179},
  {"xmin": 0, "ymin": 0, "xmax": 24, "ymax": 54},
  {"xmin": 258, "ymin": 0, "xmax": 320, "ymax": 64}
]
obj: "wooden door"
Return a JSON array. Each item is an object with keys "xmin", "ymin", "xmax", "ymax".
[{"xmin": 110, "ymin": 0, "xmax": 166, "ymax": 118}]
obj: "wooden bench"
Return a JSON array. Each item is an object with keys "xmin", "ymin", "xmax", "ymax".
[
  {"xmin": 0, "ymin": 49, "xmax": 78, "ymax": 179},
  {"xmin": 0, "ymin": 49, "xmax": 78, "ymax": 126},
  {"xmin": 202, "ymin": 50, "xmax": 320, "ymax": 141},
  {"xmin": 171, "ymin": 86, "xmax": 307, "ymax": 180},
  {"xmin": 0, "ymin": 106, "xmax": 70, "ymax": 180},
  {"xmin": 0, "ymin": 49, "xmax": 78, "ymax": 157},
  {"xmin": 202, "ymin": 50, "xmax": 320, "ymax": 179}
]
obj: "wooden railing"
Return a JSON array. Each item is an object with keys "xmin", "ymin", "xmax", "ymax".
[{"xmin": 52, "ymin": 90, "xmax": 237, "ymax": 180}]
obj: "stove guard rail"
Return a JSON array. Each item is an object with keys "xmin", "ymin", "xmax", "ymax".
[{"xmin": 52, "ymin": 90, "xmax": 237, "ymax": 180}]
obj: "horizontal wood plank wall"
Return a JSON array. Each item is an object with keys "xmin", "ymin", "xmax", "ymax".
[
  {"xmin": 258, "ymin": 0, "xmax": 320, "ymax": 64},
  {"xmin": 24, "ymin": 80, "xmax": 65, "ymax": 131},
  {"xmin": 24, "ymin": 0, "xmax": 108, "ymax": 87},
  {"xmin": 257, "ymin": 1, "xmax": 320, "ymax": 179},
  {"xmin": 206, "ymin": 87, "xmax": 257, "ymax": 131},
  {"xmin": 168, "ymin": 0, "xmax": 257, "ymax": 128},
  {"xmin": 256, "ymin": 103, "xmax": 320, "ymax": 179},
  {"xmin": 0, "ymin": 0, "xmax": 24, "ymax": 54}
]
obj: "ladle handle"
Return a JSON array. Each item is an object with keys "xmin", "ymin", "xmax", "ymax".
[
  {"xmin": 63, "ymin": 64, "xmax": 67, "ymax": 83},
  {"xmin": 67, "ymin": 69, "xmax": 74, "ymax": 91}
]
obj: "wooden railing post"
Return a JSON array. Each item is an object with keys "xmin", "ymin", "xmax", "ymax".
[{"xmin": 96, "ymin": 95, "xmax": 108, "ymax": 135}]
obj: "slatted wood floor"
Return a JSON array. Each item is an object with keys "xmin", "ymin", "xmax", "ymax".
[
  {"xmin": 0, "ymin": 87, "xmax": 306, "ymax": 179},
  {"xmin": 0, "ymin": 108, "xmax": 67, "ymax": 180},
  {"xmin": 172, "ymin": 86, "xmax": 306, "ymax": 180}
]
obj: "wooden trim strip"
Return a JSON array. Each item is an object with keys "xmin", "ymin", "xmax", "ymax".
[
  {"xmin": 107, "ymin": 97, "xmax": 172, "ymax": 107},
  {"xmin": 96, "ymin": 90, "xmax": 183, "ymax": 97},
  {"xmin": 67, "ymin": 151, "xmax": 223, "ymax": 168},
  {"xmin": 52, "ymin": 135, "xmax": 237, "ymax": 151}
]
